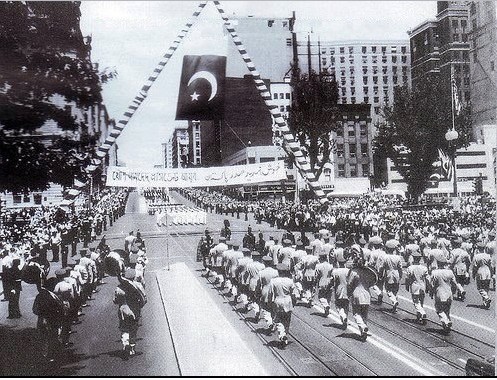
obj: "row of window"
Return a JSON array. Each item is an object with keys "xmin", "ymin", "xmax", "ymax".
[
  {"xmin": 323, "ymin": 46, "xmax": 408, "ymax": 55},
  {"xmin": 337, "ymin": 163, "xmax": 370, "ymax": 178},
  {"xmin": 336, "ymin": 125, "xmax": 368, "ymax": 137},
  {"xmin": 327, "ymin": 55, "xmax": 408, "ymax": 65},
  {"xmin": 336, "ymin": 143, "xmax": 369, "ymax": 157},
  {"xmin": 272, "ymin": 92, "xmax": 291, "ymax": 100}
]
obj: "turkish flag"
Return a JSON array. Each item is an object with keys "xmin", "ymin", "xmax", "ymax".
[{"xmin": 175, "ymin": 55, "xmax": 226, "ymax": 120}]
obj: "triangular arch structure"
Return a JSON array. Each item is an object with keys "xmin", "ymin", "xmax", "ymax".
[{"xmin": 62, "ymin": 0, "xmax": 328, "ymax": 206}]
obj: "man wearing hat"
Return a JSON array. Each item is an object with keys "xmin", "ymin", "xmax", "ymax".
[
  {"xmin": 219, "ymin": 240, "xmax": 234, "ymax": 289},
  {"xmin": 225, "ymin": 243, "xmax": 243, "ymax": 297},
  {"xmin": 243, "ymin": 226, "xmax": 256, "ymax": 251},
  {"xmin": 310, "ymin": 232, "xmax": 323, "ymax": 256},
  {"xmin": 53, "ymin": 268, "xmax": 75, "ymax": 347},
  {"xmin": 300, "ymin": 248, "xmax": 319, "ymax": 307},
  {"xmin": 113, "ymin": 269, "xmax": 146, "ymax": 358},
  {"xmin": 278, "ymin": 239, "xmax": 294, "ymax": 272},
  {"xmin": 199, "ymin": 229, "xmax": 214, "ymax": 271},
  {"xmin": 430, "ymin": 249, "xmax": 457, "ymax": 332},
  {"xmin": 405, "ymin": 250, "xmax": 428, "ymax": 324},
  {"xmin": 258, "ymin": 256, "xmax": 279, "ymax": 333},
  {"xmin": 472, "ymin": 242, "xmax": 493, "ymax": 309},
  {"xmin": 449, "ymin": 236, "xmax": 470, "ymax": 301},
  {"xmin": 209, "ymin": 237, "xmax": 228, "ymax": 284},
  {"xmin": 367, "ymin": 235, "xmax": 385, "ymax": 304},
  {"xmin": 73, "ymin": 254, "xmax": 90, "ymax": 307},
  {"xmin": 234, "ymin": 248, "xmax": 253, "ymax": 306},
  {"xmin": 382, "ymin": 239, "xmax": 403, "ymax": 312},
  {"xmin": 268, "ymin": 265, "xmax": 296, "ymax": 346},
  {"xmin": 315, "ymin": 249, "xmax": 334, "ymax": 316},
  {"xmin": 332, "ymin": 248, "xmax": 350, "ymax": 328},
  {"xmin": 245, "ymin": 251, "xmax": 265, "ymax": 319},
  {"xmin": 269, "ymin": 238, "xmax": 282, "ymax": 267},
  {"xmin": 404, "ymin": 235, "xmax": 421, "ymax": 267}
]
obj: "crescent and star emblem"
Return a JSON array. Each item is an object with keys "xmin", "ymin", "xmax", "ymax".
[{"xmin": 187, "ymin": 70, "xmax": 218, "ymax": 102}]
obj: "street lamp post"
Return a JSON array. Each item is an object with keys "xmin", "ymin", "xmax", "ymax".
[{"xmin": 445, "ymin": 128, "xmax": 459, "ymax": 198}]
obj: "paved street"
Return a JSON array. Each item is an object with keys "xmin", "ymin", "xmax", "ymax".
[{"xmin": 0, "ymin": 191, "xmax": 494, "ymax": 376}]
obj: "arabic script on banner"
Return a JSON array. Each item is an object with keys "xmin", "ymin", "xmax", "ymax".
[{"xmin": 105, "ymin": 161, "xmax": 287, "ymax": 188}]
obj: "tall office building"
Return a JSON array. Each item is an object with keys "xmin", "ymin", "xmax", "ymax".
[
  {"xmin": 468, "ymin": 1, "xmax": 497, "ymax": 141},
  {"xmin": 296, "ymin": 40, "xmax": 411, "ymax": 125},
  {"xmin": 408, "ymin": 2, "xmax": 471, "ymax": 107}
]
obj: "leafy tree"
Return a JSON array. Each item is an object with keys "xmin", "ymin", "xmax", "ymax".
[
  {"xmin": 374, "ymin": 74, "xmax": 472, "ymax": 202},
  {"xmin": 288, "ymin": 69, "xmax": 340, "ymax": 180},
  {"xmin": 0, "ymin": 1, "xmax": 108, "ymax": 193}
]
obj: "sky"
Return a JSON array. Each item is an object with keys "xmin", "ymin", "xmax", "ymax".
[{"xmin": 80, "ymin": 1, "xmax": 438, "ymax": 167}]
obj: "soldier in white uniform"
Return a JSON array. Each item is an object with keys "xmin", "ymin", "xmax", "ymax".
[
  {"xmin": 268, "ymin": 266, "xmax": 295, "ymax": 346},
  {"xmin": 332, "ymin": 249, "xmax": 350, "ymax": 328},
  {"xmin": 259, "ymin": 256, "xmax": 279, "ymax": 332},
  {"xmin": 430, "ymin": 250, "xmax": 457, "ymax": 332},
  {"xmin": 449, "ymin": 236, "xmax": 470, "ymax": 301},
  {"xmin": 472, "ymin": 242, "xmax": 492, "ymax": 309},
  {"xmin": 382, "ymin": 239, "xmax": 403, "ymax": 312},
  {"xmin": 315, "ymin": 250, "xmax": 334, "ymax": 316},
  {"xmin": 405, "ymin": 250, "xmax": 428, "ymax": 324}
]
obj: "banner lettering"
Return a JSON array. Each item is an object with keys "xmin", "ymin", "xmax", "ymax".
[{"xmin": 106, "ymin": 161, "xmax": 287, "ymax": 188}]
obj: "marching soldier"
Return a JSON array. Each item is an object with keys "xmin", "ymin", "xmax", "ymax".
[
  {"xmin": 234, "ymin": 248, "xmax": 253, "ymax": 307},
  {"xmin": 332, "ymin": 249, "xmax": 350, "ymax": 328},
  {"xmin": 472, "ymin": 242, "xmax": 492, "ymax": 309},
  {"xmin": 430, "ymin": 249, "xmax": 457, "ymax": 332},
  {"xmin": 300, "ymin": 248, "xmax": 318, "ymax": 307},
  {"xmin": 347, "ymin": 257, "xmax": 373, "ymax": 341},
  {"xmin": 449, "ymin": 236, "xmax": 470, "ymax": 301},
  {"xmin": 315, "ymin": 250, "xmax": 334, "ymax": 316},
  {"xmin": 268, "ymin": 265, "xmax": 295, "ymax": 346},
  {"xmin": 368, "ymin": 235, "xmax": 386, "ymax": 304},
  {"xmin": 405, "ymin": 250, "xmax": 428, "ymax": 324},
  {"xmin": 382, "ymin": 239, "xmax": 403, "ymax": 312},
  {"xmin": 245, "ymin": 251, "xmax": 265, "ymax": 320},
  {"xmin": 259, "ymin": 256, "xmax": 279, "ymax": 333}
]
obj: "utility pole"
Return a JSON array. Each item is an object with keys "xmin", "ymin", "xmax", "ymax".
[
  {"xmin": 318, "ymin": 37, "xmax": 322, "ymax": 75},
  {"xmin": 307, "ymin": 33, "xmax": 312, "ymax": 76}
]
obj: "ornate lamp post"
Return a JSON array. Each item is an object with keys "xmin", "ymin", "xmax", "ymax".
[{"xmin": 445, "ymin": 128, "xmax": 459, "ymax": 197}]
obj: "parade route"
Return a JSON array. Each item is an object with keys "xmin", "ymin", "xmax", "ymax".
[{"xmin": 0, "ymin": 191, "xmax": 494, "ymax": 376}]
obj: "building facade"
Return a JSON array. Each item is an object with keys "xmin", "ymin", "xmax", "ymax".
[
  {"xmin": 171, "ymin": 125, "xmax": 189, "ymax": 168},
  {"xmin": 468, "ymin": 1, "xmax": 497, "ymax": 140},
  {"xmin": 225, "ymin": 15, "xmax": 296, "ymax": 82},
  {"xmin": 296, "ymin": 39, "xmax": 411, "ymax": 125},
  {"xmin": 408, "ymin": 2, "xmax": 471, "ymax": 109}
]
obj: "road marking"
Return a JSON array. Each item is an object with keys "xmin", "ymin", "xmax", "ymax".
[
  {"xmin": 397, "ymin": 295, "xmax": 495, "ymax": 333},
  {"xmin": 312, "ymin": 304, "xmax": 445, "ymax": 376}
]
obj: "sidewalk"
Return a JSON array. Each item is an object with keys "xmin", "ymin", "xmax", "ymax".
[{"xmin": 156, "ymin": 262, "xmax": 268, "ymax": 376}]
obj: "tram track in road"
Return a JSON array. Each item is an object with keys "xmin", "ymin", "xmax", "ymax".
[
  {"xmin": 370, "ymin": 299, "xmax": 494, "ymax": 362},
  {"xmin": 156, "ymin": 223, "xmax": 489, "ymax": 376},
  {"xmin": 170, "ymin": 230, "xmax": 380, "ymax": 376}
]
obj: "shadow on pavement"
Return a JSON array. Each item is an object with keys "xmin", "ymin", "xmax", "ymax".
[
  {"xmin": 466, "ymin": 303, "xmax": 488, "ymax": 310},
  {"xmin": 336, "ymin": 331, "xmax": 365, "ymax": 342},
  {"xmin": 0, "ymin": 324, "xmax": 87, "ymax": 376}
]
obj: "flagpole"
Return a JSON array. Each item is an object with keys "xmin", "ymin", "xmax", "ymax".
[{"xmin": 448, "ymin": 64, "xmax": 458, "ymax": 197}]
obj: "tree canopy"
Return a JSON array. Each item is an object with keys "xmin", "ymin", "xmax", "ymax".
[
  {"xmin": 0, "ymin": 1, "xmax": 108, "ymax": 193},
  {"xmin": 374, "ymin": 74, "xmax": 472, "ymax": 201},
  {"xmin": 288, "ymin": 69, "xmax": 340, "ymax": 180}
]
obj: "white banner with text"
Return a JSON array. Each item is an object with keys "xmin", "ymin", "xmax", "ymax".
[{"xmin": 106, "ymin": 161, "xmax": 287, "ymax": 188}]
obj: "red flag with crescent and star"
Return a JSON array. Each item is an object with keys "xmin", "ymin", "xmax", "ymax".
[{"xmin": 175, "ymin": 55, "xmax": 226, "ymax": 120}]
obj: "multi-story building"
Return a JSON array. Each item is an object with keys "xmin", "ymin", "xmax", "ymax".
[
  {"xmin": 269, "ymin": 79, "xmax": 292, "ymax": 146},
  {"xmin": 225, "ymin": 15, "xmax": 296, "ymax": 82},
  {"xmin": 408, "ymin": 2, "xmax": 471, "ymax": 107},
  {"xmin": 332, "ymin": 103, "xmax": 373, "ymax": 179},
  {"xmin": 296, "ymin": 40, "xmax": 411, "ymax": 124},
  {"xmin": 468, "ymin": 1, "xmax": 497, "ymax": 141},
  {"xmin": 171, "ymin": 125, "xmax": 189, "ymax": 168},
  {"xmin": 162, "ymin": 139, "xmax": 173, "ymax": 169}
]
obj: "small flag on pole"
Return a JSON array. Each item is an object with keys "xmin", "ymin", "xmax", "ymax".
[
  {"xmin": 451, "ymin": 69, "xmax": 462, "ymax": 116},
  {"xmin": 438, "ymin": 148, "xmax": 453, "ymax": 181}
]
